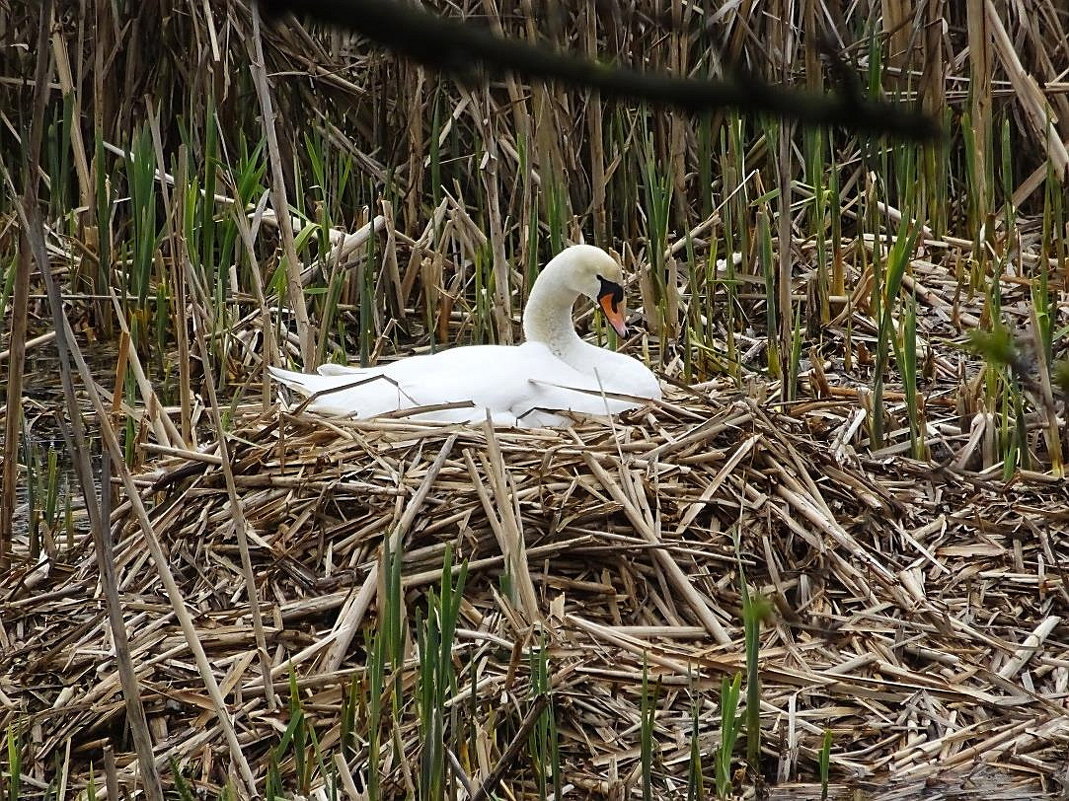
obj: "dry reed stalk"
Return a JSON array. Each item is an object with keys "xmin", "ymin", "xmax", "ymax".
[
  {"xmin": 985, "ymin": 0, "xmax": 1069, "ymax": 180},
  {"xmin": 48, "ymin": 16, "xmax": 92, "ymax": 213},
  {"xmin": 473, "ymin": 91, "xmax": 514, "ymax": 344},
  {"xmin": 224, "ymin": 168, "xmax": 276, "ymax": 413},
  {"xmin": 321, "ymin": 433, "xmax": 458, "ymax": 672},
  {"xmin": 0, "ymin": 217, "xmax": 30, "ymax": 571},
  {"xmin": 103, "ymin": 290, "xmax": 184, "ymax": 448},
  {"xmin": 249, "ymin": 2, "xmax": 315, "ymax": 368},
  {"xmin": 583, "ymin": 3, "xmax": 607, "ymax": 244},
  {"xmin": 967, "ymin": 0, "xmax": 993, "ymax": 221}
]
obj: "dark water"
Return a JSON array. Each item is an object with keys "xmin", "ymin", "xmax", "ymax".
[{"xmin": 6, "ymin": 344, "xmax": 116, "ymax": 540}]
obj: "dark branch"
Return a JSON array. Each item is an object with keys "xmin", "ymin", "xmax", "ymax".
[{"xmin": 261, "ymin": 0, "xmax": 942, "ymax": 142}]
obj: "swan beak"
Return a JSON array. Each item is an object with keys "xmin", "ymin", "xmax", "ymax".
[{"xmin": 597, "ymin": 280, "xmax": 629, "ymax": 337}]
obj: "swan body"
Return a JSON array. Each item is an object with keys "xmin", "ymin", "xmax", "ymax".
[{"xmin": 270, "ymin": 244, "xmax": 661, "ymax": 427}]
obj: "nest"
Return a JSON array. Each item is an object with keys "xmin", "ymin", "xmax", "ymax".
[{"xmin": 3, "ymin": 386, "xmax": 1068, "ymax": 798}]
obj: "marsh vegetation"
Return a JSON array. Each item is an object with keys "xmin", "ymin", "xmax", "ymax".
[{"xmin": 1, "ymin": 0, "xmax": 1068, "ymax": 798}]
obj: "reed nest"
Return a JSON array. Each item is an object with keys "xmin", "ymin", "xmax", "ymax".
[{"xmin": 3, "ymin": 383, "xmax": 1068, "ymax": 797}]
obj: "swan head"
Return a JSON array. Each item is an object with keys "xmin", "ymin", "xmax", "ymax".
[{"xmin": 544, "ymin": 244, "xmax": 629, "ymax": 337}]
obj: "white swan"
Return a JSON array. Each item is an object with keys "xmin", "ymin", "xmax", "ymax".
[{"xmin": 269, "ymin": 244, "xmax": 661, "ymax": 427}]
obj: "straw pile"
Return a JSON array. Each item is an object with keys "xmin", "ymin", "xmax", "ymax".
[{"xmin": 2, "ymin": 381, "xmax": 1067, "ymax": 798}]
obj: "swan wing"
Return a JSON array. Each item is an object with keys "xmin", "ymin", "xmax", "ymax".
[{"xmin": 271, "ymin": 340, "xmax": 657, "ymax": 425}]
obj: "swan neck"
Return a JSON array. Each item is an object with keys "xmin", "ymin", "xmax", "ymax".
[{"xmin": 522, "ymin": 273, "xmax": 581, "ymax": 354}]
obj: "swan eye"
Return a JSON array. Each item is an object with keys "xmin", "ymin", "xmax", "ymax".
[{"xmin": 596, "ymin": 276, "xmax": 624, "ymax": 312}]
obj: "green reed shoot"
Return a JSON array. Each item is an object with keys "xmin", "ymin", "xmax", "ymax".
[
  {"xmin": 365, "ymin": 630, "xmax": 385, "ymax": 800},
  {"xmin": 306, "ymin": 131, "xmax": 357, "ymax": 363},
  {"xmin": 714, "ymin": 672, "xmax": 741, "ymax": 800},
  {"xmin": 287, "ymin": 671, "xmax": 311, "ymax": 793},
  {"xmin": 805, "ymin": 127, "xmax": 831, "ymax": 325},
  {"xmin": 872, "ymin": 217, "xmax": 920, "ymax": 451},
  {"xmin": 965, "ymin": 323, "xmax": 1028, "ymax": 475},
  {"xmin": 687, "ymin": 684, "xmax": 704, "ymax": 801},
  {"xmin": 740, "ymin": 565, "xmax": 769, "ymax": 774},
  {"xmin": 922, "ymin": 109, "xmax": 951, "ymax": 237},
  {"xmin": 962, "ymin": 105, "xmax": 993, "ymax": 244},
  {"xmin": 264, "ymin": 746, "xmax": 283, "ymax": 800},
  {"xmin": 529, "ymin": 630, "xmax": 561, "ymax": 799},
  {"xmin": 3, "ymin": 724, "xmax": 21, "ymax": 801},
  {"xmin": 827, "ymin": 156, "xmax": 844, "ymax": 299},
  {"xmin": 43, "ymin": 446, "xmax": 60, "ymax": 535},
  {"xmin": 363, "ymin": 531, "xmax": 407, "ymax": 799},
  {"xmin": 895, "ymin": 293, "xmax": 927, "ymax": 459},
  {"xmin": 1037, "ymin": 163, "xmax": 1059, "ymax": 364},
  {"xmin": 262, "ymin": 666, "xmax": 332, "ymax": 800},
  {"xmin": 756, "ymin": 207, "xmax": 779, "ymax": 379},
  {"xmin": 228, "ymin": 132, "xmax": 269, "ymax": 299},
  {"xmin": 383, "ymin": 530, "xmax": 406, "ymax": 681},
  {"xmin": 45, "ymin": 92, "xmax": 74, "ymax": 220},
  {"xmin": 1043, "ymin": 158, "xmax": 1066, "ymax": 358},
  {"xmin": 124, "ymin": 125, "xmax": 159, "ymax": 341},
  {"xmin": 545, "ymin": 173, "xmax": 568, "ymax": 267},
  {"xmin": 170, "ymin": 756, "xmax": 197, "ymax": 801},
  {"xmin": 725, "ymin": 115, "xmax": 751, "ymax": 263},
  {"xmin": 339, "ymin": 671, "xmax": 359, "ymax": 763},
  {"xmin": 417, "ymin": 544, "xmax": 467, "ymax": 801},
  {"xmin": 521, "ymin": 137, "xmax": 540, "ymax": 294},
  {"xmin": 472, "ymin": 245, "xmax": 492, "ymax": 344},
  {"xmin": 681, "ymin": 235, "xmax": 699, "ymax": 382},
  {"xmin": 608, "ymin": 106, "xmax": 641, "ymax": 245},
  {"xmin": 85, "ymin": 765, "xmax": 97, "ymax": 801},
  {"xmin": 640, "ymin": 130, "xmax": 673, "ymax": 336},
  {"xmin": 819, "ymin": 728, "xmax": 833, "ymax": 800}
]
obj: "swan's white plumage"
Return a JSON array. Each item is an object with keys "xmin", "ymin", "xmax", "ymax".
[{"xmin": 270, "ymin": 244, "xmax": 661, "ymax": 427}]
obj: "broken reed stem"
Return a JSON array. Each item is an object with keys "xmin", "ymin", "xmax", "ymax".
[{"xmin": 469, "ymin": 693, "xmax": 550, "ymax": 801}]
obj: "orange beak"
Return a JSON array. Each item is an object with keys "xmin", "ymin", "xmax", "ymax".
[{"xmin": 598, "ymin": 280, "xmax": 628, "ymax": 337}]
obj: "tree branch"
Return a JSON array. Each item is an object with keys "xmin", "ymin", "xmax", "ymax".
[{"xmin": 262, "ymin": 0, "xmax": 941, "ymax": 141}]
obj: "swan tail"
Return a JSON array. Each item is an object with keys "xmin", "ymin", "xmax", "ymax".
[{"xmin": 268, "ymin": 366, "xmax": 319, "ymax": 398}]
